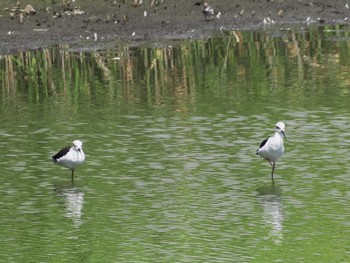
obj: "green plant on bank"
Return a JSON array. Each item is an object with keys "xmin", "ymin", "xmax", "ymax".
[{"xmin": 1, "ymin": 25, "xmax": 350, "ymax": 110}]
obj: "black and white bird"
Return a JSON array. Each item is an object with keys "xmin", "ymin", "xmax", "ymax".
[
  {"xmin": 52, "ymin": 140, "xmax": 85, "ymax": 183},
  {"xmin": 202, "ymin": 2, "xmax": 221, "ymax": 21},
  {"xmin": 256, "ymin": 122, "xmax": 286, "ymax": 183}
]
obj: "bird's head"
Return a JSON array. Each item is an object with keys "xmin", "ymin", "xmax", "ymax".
[
  {"xmin": 275, "ymin": 122, "xmax": 286, "ymax": 139},
  {"xmin": 73, "ymin": 140, "xmax": 83, "ymax": 153}
]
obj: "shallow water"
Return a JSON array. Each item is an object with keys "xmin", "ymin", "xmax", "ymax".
[{"xmin": 1, "ymin": 25, "xmax": 350, "ymax": 262}]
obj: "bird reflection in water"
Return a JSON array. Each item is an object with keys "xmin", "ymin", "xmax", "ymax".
[
  {"xmin": 56, "ymin": 186, "xmax": 84, "ymax": 228},
  {"xmin": 256, "ymin": 185, "xmax": 283, "ymax": 245}
]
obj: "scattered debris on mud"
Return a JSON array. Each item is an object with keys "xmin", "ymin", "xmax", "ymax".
[{"xmin": 0, "ymin": 0, "xmax": 350, "ymax": 54}]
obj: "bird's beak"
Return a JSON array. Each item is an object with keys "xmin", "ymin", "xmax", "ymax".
[
  {"xmin": 78, "ymin": 148, "xmax": 83, "ymax": 155},
  {"xmin": 282, "ymin": 131, "xmax": 287, "ymax": 140}
]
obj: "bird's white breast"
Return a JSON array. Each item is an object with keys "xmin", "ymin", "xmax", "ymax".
[
  {"xmin": 258, "ymin": 134, "xmax": 284, "ymax": 162},
  {"xmin": 56, "ymin": 148, "xmax": 85, "ymax": 169}
]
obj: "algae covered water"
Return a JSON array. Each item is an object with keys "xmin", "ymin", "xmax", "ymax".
[{"xmin": 1, "ymin": 26, "xmax": 350, "ymax": 262}]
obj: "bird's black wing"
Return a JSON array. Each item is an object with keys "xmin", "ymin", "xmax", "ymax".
[
  {"xmin": 256, "ymin": 138, "xmax": 268, "ymax": 154},
  {"xmin": 52, "ymin": 146, "xmax": 70, "ymax": 161}
]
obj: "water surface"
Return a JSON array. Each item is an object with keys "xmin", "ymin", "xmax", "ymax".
[{"xmin": 1, "ymin": 26, "xmax": 350, "ymax": 262}]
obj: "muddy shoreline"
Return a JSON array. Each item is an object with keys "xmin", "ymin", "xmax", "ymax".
[{"xmin": 0, "ymin": 0, "xmax": 350, "ymax": 54}]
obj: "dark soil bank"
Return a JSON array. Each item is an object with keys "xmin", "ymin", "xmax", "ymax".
[{"xmin": 0, "ymin": 0, "xmax": 350, "ymax": 53}]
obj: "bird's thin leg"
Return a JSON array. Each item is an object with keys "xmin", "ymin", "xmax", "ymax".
[
  {"xmin": 271, "ymin": 163, "xmax": 275, "ymax": 179},
  {"xmin": 71, "ymin": 169, "xmax": 74, "ymax": 185},
  {"xmin": 266, "ymin": 159, "xmax": 273, "ymax": 166}
]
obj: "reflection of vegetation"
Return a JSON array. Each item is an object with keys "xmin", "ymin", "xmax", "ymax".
[{"xmin": 1, "ymin": 25, "xmax": 350, "ymax": 112}]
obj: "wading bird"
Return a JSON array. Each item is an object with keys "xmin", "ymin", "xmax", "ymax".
[
  {"xmin": 256, "ymin": 122, "xmax": 286, "ymax": 183},
  {"xmin": 202, "ymin": 2, "xmax": 221, "ymax": 21},
  {"xmin": 52, "ymin": 140, "xmax": 85, "ymax": 183},
  {"xmin": 203, "ymin": 2, "xmax": 215, "ymax": 21}
]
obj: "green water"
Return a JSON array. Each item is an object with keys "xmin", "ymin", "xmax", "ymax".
[{"xmin": 1, "ymin": 26, "xmax": 350, "ymax": 262}]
